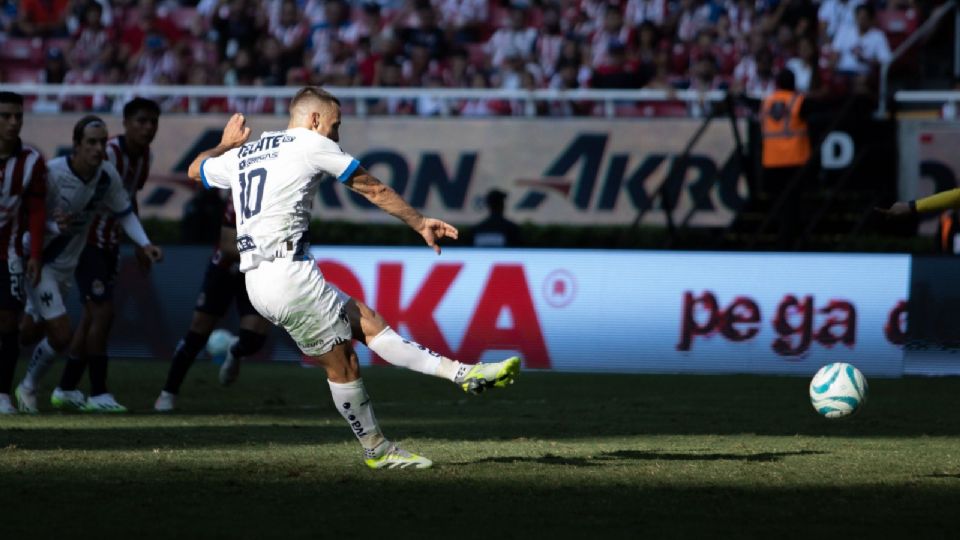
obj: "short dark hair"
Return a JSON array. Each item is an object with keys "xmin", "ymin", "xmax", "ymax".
[
  {"xmin": 123, "ymin": 97, "xmax": 160, "ymax": 119},
  {"xmin": 290, "ymin": 87, "xmax": 341, "ymax": 110},
  {"xmin": 73, "ymin": 115, "xmax": 106, "ymax": 144},
  {"xmin": 855, "ymin": 3, "xmax": 875, "ymax": 18},
  {"xmin": 0, "ymin": 92, "xmax": 24, "ymax": 106},
  {"xmin": 776, "ymin": 69, "xmax": 796, "ymax": 91}
]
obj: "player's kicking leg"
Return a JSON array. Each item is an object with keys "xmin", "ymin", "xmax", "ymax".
[{"xmin": 343, "ymin": 298, "xmax": 520, "ymax": 394}]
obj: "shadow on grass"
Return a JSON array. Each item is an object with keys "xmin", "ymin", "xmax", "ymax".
[
  {"xmin": 0, "ymin": 473, "xmax": 957, "ymax": 539},
  {"xmin": 456, "ymin": 449, "xmax": 825, "ymax": 467}
]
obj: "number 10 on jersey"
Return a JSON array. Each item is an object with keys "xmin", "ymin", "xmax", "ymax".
[{"xmin": 238, "ymin": 168, "xmax": 266, "ymax": 223}]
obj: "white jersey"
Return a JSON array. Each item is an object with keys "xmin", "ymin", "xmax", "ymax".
[
  {"xmin": 40, "ymin": 157, "xmax": 133, "ymax": 273},
  {"xmin": 200, "ymin": 127, "xmax": 359, "ymax": 272}
]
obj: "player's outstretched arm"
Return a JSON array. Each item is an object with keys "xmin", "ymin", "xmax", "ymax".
[
  {"xmin": 187, "ymin": 113, "xmax": 251, "ymax": 183},
  {"xmin": 877, "ymin": 188, "xmax": 960, "ymax": 218},
  {"xmin": 345, "ymin": 167, "xmax": 458, "ymax": 254}
]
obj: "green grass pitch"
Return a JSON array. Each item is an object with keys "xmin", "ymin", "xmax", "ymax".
[{"xmin": 2, "ymin": 359, "xmax": 959, "ymax": 539}]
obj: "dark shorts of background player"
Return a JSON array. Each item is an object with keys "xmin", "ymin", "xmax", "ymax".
[
  {"xmin": 76, "ymin": 245, "xmax": 119, "ymax": 304},
  {"xmin": 195, "ymin": 261, "xmax": 258, "ymax": 318},
  {"xmin": 0, "ymin": 262, "xmax": 25, "ymax": 311}
]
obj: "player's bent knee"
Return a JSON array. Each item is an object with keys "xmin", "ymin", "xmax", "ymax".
[
  {"xmin": 315, "ymin": 342, "xmax": 360, "ymax": 383},
  {"xmin": 189, "ymin": 312, "xmax": 218, "ymax": 335}
]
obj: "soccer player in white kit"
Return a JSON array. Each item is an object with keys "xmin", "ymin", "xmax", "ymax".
[
  {"xmin": 15, "ymin": 116, "xmax": 163, "ymax": 413},
  {"xmin": 188, "ymin": 88, "xmax": 520, "ymax": 469}
]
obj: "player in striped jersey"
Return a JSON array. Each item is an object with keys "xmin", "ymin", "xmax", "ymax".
[
  {"xmin": 15, "ymin": 116, "xmax": 163, "ymax": 413},
  {"xmin": 154, "ymin": 194, "xmax": 272, "ymax": 412},
  {"xmin": 0, "ymin": 92, "xmax": 47, "ymax": 414},
  {"xmin": 65, "ymin": 98, "xmax": 160, "ymax": 408}
]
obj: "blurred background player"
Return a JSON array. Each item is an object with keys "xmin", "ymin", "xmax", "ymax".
[
  {"xmin": 154, "ymin": 194, "xmax": 271, "ymax": 412},
  {"xmin": 15, "ymin": 115, "xmax": 163, "ymax": 414},
  {"xmin": 66, "ymin": 98, "xmax": 160, "ymax": 407},
  {"xmin": 189, "ymin": 90, "xmax": 520, "ymax": 469},
  {"xmin": 0, "ymin": 92, "xmax": 47, "ymax": 414}
]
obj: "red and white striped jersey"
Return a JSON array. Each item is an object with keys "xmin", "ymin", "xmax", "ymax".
[
  {"xmin": 0, "ymin": 140, "xmax": 46, "ymax": 261},
  {"xmin": 87, "ymin": 135, "xmax": 152, "ymax": 250},
  {"xmin": 210, "ymin": 193, "xmax": 238, "ymax": 270}
]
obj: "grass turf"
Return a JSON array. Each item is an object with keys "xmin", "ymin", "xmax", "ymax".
[{"xmin": 2, "ymin": 359, "xmax": 960, "ymax": 539}]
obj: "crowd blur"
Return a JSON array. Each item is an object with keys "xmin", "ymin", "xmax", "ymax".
[{"xmin": 0, "ymin": 0, "xmax": 927, "ymax": 116}]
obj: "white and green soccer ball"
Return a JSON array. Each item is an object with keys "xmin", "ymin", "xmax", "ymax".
[
  {"xmin": 809, "ymin": 363, "xmax": 868, "ymax": 419},
  {"xmin": 206, "ymin": 329, "xmax": 236, "ymax": 358}
]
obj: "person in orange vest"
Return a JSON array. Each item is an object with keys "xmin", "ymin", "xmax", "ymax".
[{"xmin": 760, "ymin": 69, "xmax": 813, "ymax": 249}]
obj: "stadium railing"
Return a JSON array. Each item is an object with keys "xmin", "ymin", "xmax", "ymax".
[
  {"xmin": 2, "ymin": 83, "xmax": 728, "ymax": 118},
  {"xmin": 877, "ymin": 0, "xmax": 958, "ymax": 117}
]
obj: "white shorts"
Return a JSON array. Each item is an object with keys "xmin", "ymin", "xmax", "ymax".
[
  {"xmin": 25, "ymin": 265, "xmax": 71, "ymax": 321},
  {"xmin": 244, "ymin": 258, "xmax": 351, "ymax": 356}
]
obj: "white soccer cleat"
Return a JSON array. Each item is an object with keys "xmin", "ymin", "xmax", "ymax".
[
  {"xmin": 82, "ymin": 393, "xmax": 127, "ymax": 413},
  {"xmin": 0, "ymin": 393, "xmax": 16, "ymax": 414},
  {"xmin": 50, "ymin": 387, "xmax": 86, "ymax": 411},
  {"xmin": 16, "ymin": 383, "xmax": 39, "ymax": 413},
  {"xmin": 456, "ymin": 356, "xmax": 521, "ymax": 395},
  {"xmin": 218, "ymin": 338, "xmax": 241, "ymax": 387},
  {"xmin": 364, "ymin": 442, "xmax": 433, "ymax": 470},
  {"xmin": 154, "ymin": 390, "xmax": 176, "ymax": 412}
]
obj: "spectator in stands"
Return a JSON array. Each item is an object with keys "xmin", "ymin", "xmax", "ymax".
[
  {"xmin": 270, "ymin": 0, "xmax": 309, "ymax": 76},
  {"xmin": 734, "ymin": 43, "xmax": 776, "ymax": 97},
  {"xmin": 485, "ymin": 5, "xmax": 537, "ymax": 67},
  {"xmin": 212, "ymin": 0, "xmax": 261, "ymax": 60},
  {"xmin": 592, "ymin": 43, "xmax": 646, "ymax": 89},
  {"xmin": 817, "ymin": 0, "xmax": 861, "ymax": 43},
  {"xmin": 257, "ymin": 36, "xmax": 287, "ymax": 86},
  {"xmin": 0, "ymin": 0, "xmax": 16, "ymax": 39},
  {"xmin": 436, "ymin": 0, "xmax": 489, "ymax": 44},
  {"xmin": 590, "ymin": 8, "xmax": 635, "ymax": 68},
  {"xmin": 325, "ymin": 38, "xmax": 361, "ymax": 86},
  {"xmin": 675, "ymin": 0, "xmax": 712, "ymax": 43},
  {"xmin": 786, "ymin": 36, "xmax": 818, "ymax": 93},
  {"xmin": 726, "ymin": 0, "xmax": 755, "ymax": 41},
  {"xmin": 442, "ymin": 47, "xmax": 473, "ymax": 87},
  {"xmin": 625, "ymin": 0, "xmax": 668, "ymax": 28},
  {"xmin": 536, "ymin": 5, "xmax": 566, "ymax": 80},
  {"xmin": 830, "ymin": 4, "xmax": 891, "ymax": 79},
  {"xmin": 69, "ymin": 2, "xmax": 113, "ymax": 81},
  {"xmin": 416, "ymin": 75, "xmax": 450, "ymax": 116},
  {"xmin": 130, "ymin": 33, "xmax": 180, "ymax": 85},
  {"xmin": 470, "ymin": 189, "xmax": 522, "ymax": 247},
  {"xmin": 15, "ymin": 0, "xmax": 70, "ymax": 37},
  {"xmin": 459, "ymin": 71, "xmax": 502, "ymax": 116},
  {"xmin": 41, "ymin": 47, "xmax": 68, "ymax": 84},
  {"xmin": 306, "ymin": 0, "xmax": 356, "ymax": 74},
  {"xmin": 399, "ymin": 2, "xmax": 447, "ymax": 60},
  {"xmin": 685, "ymin": 53, "xmax": 727, "ymax": 117},
  {"xmin": 403, "ymin": 43, "xmax": 439, "ymax": 86},
  {"xmin": 635, "ymin": 21, "xmax": 662, "ymax": 66},
  {"xmin": 369, "ymin": 59, "xmax": 415, "ymax": 114}
]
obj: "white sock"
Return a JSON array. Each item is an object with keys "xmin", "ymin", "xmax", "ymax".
[
  {"xmin": 22, "ymin": 338, "xmax": 57, "ymax": 390},
  {"xmin": 367, "ymin": 327, "xmax": 462, "ymax": 382},
  {"xmin": 327, "ymin": 378, "xmax": 386, "ymax": 455}
]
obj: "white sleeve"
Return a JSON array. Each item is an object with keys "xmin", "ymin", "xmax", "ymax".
[
  {"xmin": 200, "ymin": 149, "xmax": 239, "ymax": 189},
  {"xmin": 104, "ymin": 166, "xmax": 134, "ymax": 215},
  {"xmin": 119, "ymin": 212, "xmax": 150, "ymax": 247},
  {"xmin": 304, "ymin": 138, "xmax": 360, "ymax": 183}
]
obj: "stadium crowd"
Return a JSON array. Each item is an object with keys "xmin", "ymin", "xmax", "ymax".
[{"xmin": 0, "ymin": 0, "xmax": 925, "ymax": 115}]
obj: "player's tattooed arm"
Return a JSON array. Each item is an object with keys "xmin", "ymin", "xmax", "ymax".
[
  {"xmin": 345, "ymin": 166, "xmax": 459, "ymax": 254},
  {"xmin": 187, "ymin": 113, "xmax": 251, "ymax": 182}
]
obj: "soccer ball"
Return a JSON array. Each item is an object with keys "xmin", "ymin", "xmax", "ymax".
[
  {"xmin": 809, "ymin": 363, "xmax": 868, "ymax": 418},
  {"xmin": 206, "ymin": 329, "xmax": 236, "ymax": 358}
]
